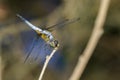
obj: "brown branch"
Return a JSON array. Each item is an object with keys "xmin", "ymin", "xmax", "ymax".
[{"xmin": 69, "ymin": 0, "xmax": 111, "ymax": 80}]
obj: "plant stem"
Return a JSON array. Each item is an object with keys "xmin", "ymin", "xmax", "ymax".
[
  {"xmin": 69, "ymin": 0, "xmax": 111, "ymax": 80},
  {"xmin": 38, "ymin": 48, "xmax": 58, "ymax": 80}
]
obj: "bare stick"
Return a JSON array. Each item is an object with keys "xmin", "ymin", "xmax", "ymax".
[
  {"xmin": 38, "ymin": 48, "xmax": 58, "ymax": 80},
  {"xmin": 69, "ymin": 0, "xmax": 111, "ymax": 80}
]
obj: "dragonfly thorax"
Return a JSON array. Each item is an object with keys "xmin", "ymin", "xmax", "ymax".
[{"xmin": 40, "ymin": 30, "xmax": 59, "ymax": 48}]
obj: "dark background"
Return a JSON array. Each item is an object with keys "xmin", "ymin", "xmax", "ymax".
[{"xmin": 0, "ymin": 0, "xmax": 120, "ymax": 80}]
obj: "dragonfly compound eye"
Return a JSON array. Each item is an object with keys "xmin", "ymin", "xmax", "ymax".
[
  {"xmin": 54, "ymin": 40, "xmax": 59, "ymax": 47},
  {"xmin": 49, "ymin": 40, "xmax": 59, "ymax": 48}
]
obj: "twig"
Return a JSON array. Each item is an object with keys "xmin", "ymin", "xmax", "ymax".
[
  {"xmin": 38, "ymin": 47, "xmax": 58, "ymax": 80},
  {"xmin": 69, "ymin": 0, "xmax": 111, "ymax": 80}
]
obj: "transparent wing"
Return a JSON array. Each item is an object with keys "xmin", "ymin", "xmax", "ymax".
[
  {"xmin": 45, "ymin": 18, "xmax": 80, "ymax": 31},
  {"xmin": 25, "ymin": 36, "xmax": 54, "ymax": 64},
  {"xmin": 24, "ymin": 35, "xmax": 39, "ymax": 63},
  {"xmin": 45, "ymin": 19, "xmax": 68, "ymax": 31}
]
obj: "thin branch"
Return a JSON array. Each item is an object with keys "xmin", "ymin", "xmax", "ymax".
[
  {"xmin": 69, "ymin": 0, "xmax": 111, "ymax": 80},
  {"xmin": 38, "ymin": 48, "xmax": 58, "ymax": 80}
]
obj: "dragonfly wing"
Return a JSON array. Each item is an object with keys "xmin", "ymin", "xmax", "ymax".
[
  {"xmin": 33, "ymin": 40, "xmax": 54, "ymax": 63},
  {"xmin": 25, "ymin": 36, "xmax": 54, "ymax": 64},
  {"xmin": 45, "ymin": 18, "xmax": 80, "ymax": 31},
  {"xmin": 24, "ymin": 35, "xmax": 39, "ymax": 63},
  {"xmin": 45, "ymin": 19, "xmax": 68, "ymax": 31}
]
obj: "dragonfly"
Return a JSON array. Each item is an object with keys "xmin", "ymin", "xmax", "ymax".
[{"xmin": 16, "ymin": 14, "xmax": 80, "ymax": 63}]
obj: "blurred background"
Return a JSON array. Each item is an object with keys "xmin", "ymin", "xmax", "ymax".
[{"xmin": 0, "ymin": 0, "xmax": 120, "ymax": 80}]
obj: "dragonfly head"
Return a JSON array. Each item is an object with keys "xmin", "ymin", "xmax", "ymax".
[{"xmin": 50, "ymin": 40, "xmax": 59, "ymax": 48}]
